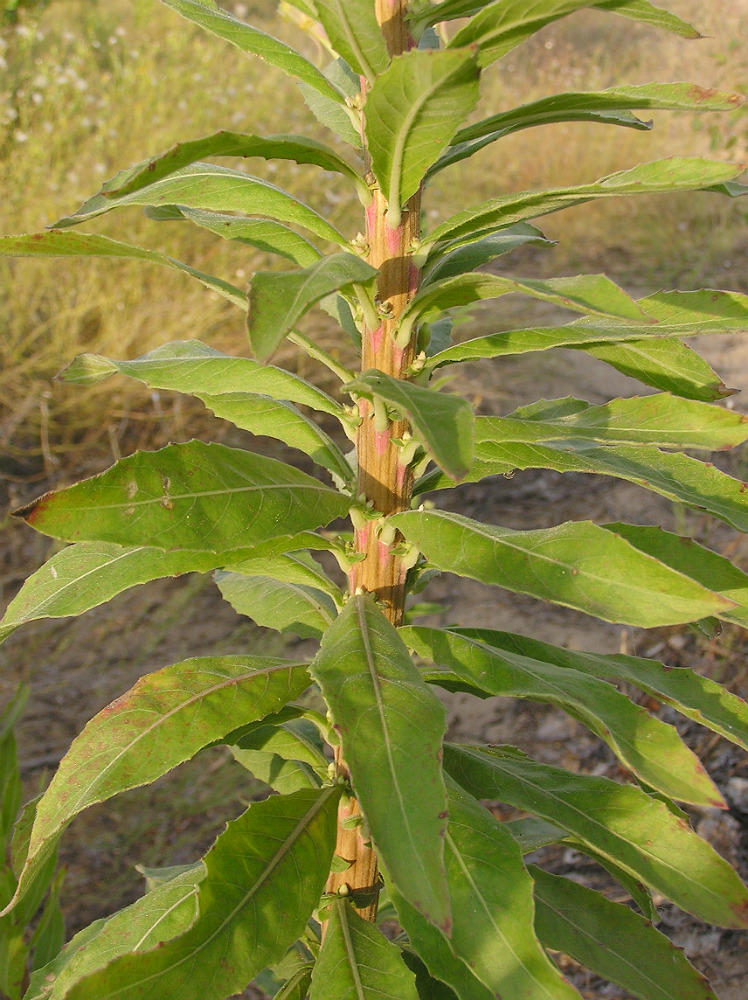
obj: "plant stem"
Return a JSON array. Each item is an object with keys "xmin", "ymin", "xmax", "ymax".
[{"xmin": 325, "ymin": 0, "xmax": 420, "ymax": 922}]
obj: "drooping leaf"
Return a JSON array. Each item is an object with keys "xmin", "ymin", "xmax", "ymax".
[
  {"xmin": 309, "ymin": 595, "xmax": 451, "ymax": 931},
  {"xmin": 248, "ymin": 253, "xmax": 378, "ymax": 360},
  {"xmin": 298, "ymin": 57, "xmax": 363, "ymax": 148},
  {"xmin": 430, "ymin": 83, "xmax": 740, "ymax": 177},
  {"xmin": 4, "ymin": 656, "xmax": 310, "ymax": 917},
  {"xmin": 390, "ymin": 509, "xmax": 733, "ymax": 627},
  {"xmin": 422, "ymin": 224, "xmax": 554, "ymax": 284},
  {"xmin": 98, "ymin": 130, "xmax": 367, "ymax": 201},
  {"xmin": 310, "ymin": 898, "xmax": 420, "ymax": 1000},
  {"xmin": 399, "ymin": 272, "xmax": 650, "ymax": 343},
  {"xmin": 63, "ymin": 787, "xmax": 339, "ymax": 1000},
  {"xmin": 602, "ymin": 523, "xmax": 748, "ymax": 629},
  {"xmin": 447, "ymin": 626, "xmax": 748, "ymax": 755},
  {"xmin": 230, "ymin": 717, "xmax": 328, "ymax": 795},
  {"xmin": 531, "ymin": 866, "xmax": 720, "ymax": 1000},
  {"xmin": 447, "ymin": 0, "xmax": 697, "ymax": 69},
  {"xmin": 13, "ymin": 441, "xmax": 351, "ymax": 552},
  {"xmin": 223, "ymin": 549, "xmax": 343, "ymax": 603},
  {"xmin": 143, "ymin": 206, "xmax": 323, "ymax": 265},
  {"xmin": 198, "ymin": 392, "xmax": 354, "ymax": 484},
  {"xmin": 216, "ymin": 571, "xmax": 337, "ymax": 638},
  {"xmin": 343, "ymin": 370, "xmax": 474, "ymax": 480},
  {"xmin": 159, "ymin": 0, "xmax": 348, "ymax": 104},
  {"xmin": 0, "ymin": 231, "xmax": 245, "ymax": 307},
  {"xmin": 444, "ymin": 745, "xmax": 748, "ymax": 929},
  {"xmin": 58, "ymin": 340, "xmax": 347, "ymax": 422},
  {"xmin": 402, "ymin": 626, "xmax": 723, "ymax": 806},
  {"xmin": 442, "ymin": 781, "xmax": 581, "ymax": 999},
  {"xmin": 313, "ymin": 0, "xmax": 390, "ymax": 82},
  {"xmin": 365, "ymin": 48, "xmax": 481, "ymax": 226},
  {"xmin": 416, "ymin": 420, "xmax": 748, "ymax": 532},
  {"xmin": 52, "ymin": 163, "xmax": 347, "ymax": 247},
  {"xmin": 420, "ymin": 159, "xmax": 745, "ymax": 261},
  {"xmin": 581, "ymin": 337, "xmax": 734, "ymax": 400}
]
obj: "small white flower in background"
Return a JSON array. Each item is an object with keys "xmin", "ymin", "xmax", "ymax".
[{"xmin": 14, "ymin": 130, "xmax": 28, "ymax": 143}]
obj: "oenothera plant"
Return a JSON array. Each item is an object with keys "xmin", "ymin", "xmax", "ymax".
[{"xmin": 2, "ymin": 0, "xmax": 748, "ymax": 997}]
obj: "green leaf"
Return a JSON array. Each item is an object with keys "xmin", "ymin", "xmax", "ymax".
[
  {"xmin": 4, "ymin": 656, "xmax": 310, "ymax": 918},
  {"xmin": 443, "ymin": 781, "xmax": 581, "ymax": 999},
  {"xmin": 444, "ymin": 745, "xmax": 748, "ymax": 929},
  {"xmin": 58, "ymin": 340, "xmax": 347, "ymax": 422},
  {"xmin": 231, "ymin": 718, "xmax": 328, "ymax": 794},
  {"xmin": 365, "ymin": 48, "xmax": 481, "ymax": 226},
  {"xmin": 299, "ymin": 58, "xmax": 363, "ymax": 148},
  {"xmin": 53, "ymin": 163, "xmax": 347, "ymax": 247},
  {"xmin": 446, "ymin": 627, "xmax": 748, "ymax": 756},
  {"xmin": 403, "ymin": 626, "xmax": 723, "ymax": 807},
  {"xmin": 343, "ymin": 370, "xmax": 474, "ymax": 480},
  {"xmin": 223, "ymin": 549, "xmax": 343, "ymax": 603},
  {"xmin": 0, "ymin": 231, "xmax": 245, "ymax": 307},
  {"xmin": 14, "ymin": 441, "xmax": 351, "ymax": 552},
  {"xmin": 309, "ymin": 595, "xmax": 451, "ymax": 931},
  {"xmin": 594, "ymin": 0, "xmax": 700, "ymax": 38},
  {"xmin": 390, "ymin": 509, "xmax": 733, "ymax": 627},
  {"xmin": 199, "ymin": 393, "xmax": 354, "ymax": 484},
  {"xmin": 399, "ymin": 272, "xmax": 650, "ymax": 343},
  {"xmin": 421, "ymin": 159, "xmax": 745, "ymax": 260},
  {"xmin": 531, "ymin": 866, "xmax": 720, "ymax": 1000},
  {"xmin": 499, "ymin": 394, "xmax": 748, "ymax": 450},
  {"xmin": 64, "ymin": 787, "xmax": 339, "ymax": 1000},
  {"xmin": 276, "ymin": 966, "xmax": 314, "ymax": 1000},
  {"xmin": 602, "ymin": 523, "xmax": 748, "ymax": 630},
  {"xmin": 24, "ymin": 867, "xmax": 205, "ymax": 1000},
  {"xmin": 426, "ymin": 287, "xmax": 748, "ymax": 369},
  {"xmin": 98, "ymin": 130, "xmax": 367, "ymax": 202},
  {"xmin": 582, "ymin": 338, "xmax": 734, "ymax": 400},
  {"xmin": 248, "ymin": 253, "xmax": 377, "ymax": 360},
  {"xmin": 144, "ymin": 206, "xmax": 323, "ymax": 265},
  {"xmin": 216, "ymin": 571, "xmax": 338, "ymax": 638},
  {"xmin": 409, "ymin": 0, "xmax": 494, "ymax": 31},
  {"xmin": 429, "ymin": 83, "xmax": 740, "ymax": 177},
  {"xmin": 313, "ymin": 0, "xmax": 390, "ymax": 82},
  {"xmin": 416, "ymin": 419, "xmax": 748, "ymax": 532},
  {"xmin": 159, "ymin": 0, "xmax": 348, "ymax": 104},
  {"xmin": 422, "ymin": 225, "xmax": 554, "ymax": 284},
  {"xmin": 310, "ymin": 898, "xmax": 420, "ymax": 1000}
]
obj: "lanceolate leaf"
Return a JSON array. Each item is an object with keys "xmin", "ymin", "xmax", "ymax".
[
  {"xmin": 399, "ymin": 272, "xmax": 649, "ymax": 342},
  {"xmin": 390, "ymin": 509, "xmax": 733, "ymax": 627},
  {"xmin": 65, "ymin": 787, "xmax": 339, "ymax": 1000},
  {"xmin": 313, "ymin": 0, "xmax": 390, "ymax": 83},
  {"xmin": 422, "ymin": 224, "xmax": 554, "ymax": 284},
  {"xmin": 99, "ymin": 131, "xmax": 367, "ymax": 201},
  {"xmin": 0, "ymin": 231, "xmax": 245, "ymax": 307},
  {"xmin": 248, "ymin": 253, "xmax": 378, "ymax": 361},
  {"xmin": 531, "ymin": 867, "xmax": 720, "ymax": 1000},
  {"xmin": 429, "ymin": 83, "xmax": 740, "ymax": 177},
  {"xmin": 447, "ymin": 0, "xmax": 697, "ymax": 69},
  {"xmin": 416, "ymin": 420, "xmax": 748, "ymax": 532},
  {"xmin": 145, "ymin": 207, "xmax": 323, "ymax": 265},
  {"xmin": 581, "ymin": 337, "xmax": 734, "ymax": 400},
  {"xmin": 52, "ymin": 164, "xmax": 347, "ymax": 247},
  {"xmin": 13, "ymin": 441, "xmax": 351, "ymax": 552},
  {"xmin": 603, "ymin": 523, "xmax": 748, "ymax": 629},
  {"xmin": 309, "ymin": 595, "xmax": 451, "ymax": 932},
  {"xmin": 159, "ymin": 0, "xmax": 348, "ymax": 105},
  {"xmin": 448, "ymin": 627, "xmax": 748, "ymax": 755},
  {"xmin": 365, "ymin": 48, "xmax": 481, "ymax": 226},
  {"xmin": 198, "ymin": 392, "xmax": 354, "ymax": 484},
  {"xmin": 442, "ymin": 782, "xmax": 581, "ymax": 999},
  {"xmin": 5, "ymin": 657, "xmax": 311, "ymax": 918},
  {"xmin": 310, "ymin": 898, "xmax": 420, "ymax": 1000},
  {"xmin": 420, "ymin": 159, "xmax": 745, "ymax": 260},
  {"xmin": 403, "ymin": 626, "xmax": 723, "ymax": 806},
  {"xmin": 444, "ymin": 745, "xmax": 748, "ymax": 929},
  {"xmin": 343, "ymin": 370, "xmax": 474, "ymax": 480},
  {"xmin": 216, "ymin": 571, "xmax": 338, "ymax": 638},
  {"xmin": 58, "ymin": 340, "xmax": 347, "ymax": 422},
  {"xmin": 299, "ymin": 58, "xmax": 363, "ymax": 148},
  {"xmin": 499, "ymin": 394, "xmax": 748, "ymax": 451},
  {"xmin": 230, "ymin": 719, "xmax": 328, "ymax": 794},
  {"xmin": 224, "ymin": 549, "xmax": 342, "ymax": 604}
]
